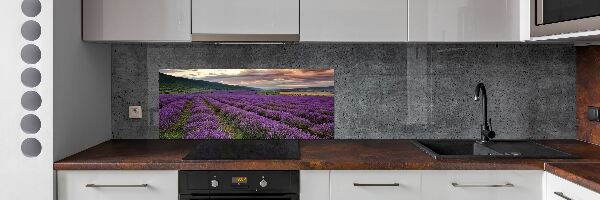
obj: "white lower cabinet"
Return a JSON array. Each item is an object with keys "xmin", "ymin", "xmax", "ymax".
[
  {"xmin": 55, "ymin": 170, "xmax": 600, "ymax": 200},
  {"xmin": 330, "ymin": 170, "xmax": 421, "ymax": 200},
  {"xmin": 57, "ymin": 170, "xmax": 178, "ymax": 200},
  {"xmin": 545, "ymin": 172, "xmax": 600, "ymax": 200},
  {"xmin": 421, "ymin": 170, "xmax": 543, "ymax": 200},
  {"xmin": 301, "ymin": 170, "xmax": 330, "ymax": 200},
  {"xmin": 322, "ymin": 170, "xmax": 543, "ymax": 200}
]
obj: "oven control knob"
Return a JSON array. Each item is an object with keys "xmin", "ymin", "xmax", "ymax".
[
  {"xmin": 211, "ymin": 180, "xmax": 219, "ymax": 188},
  {"xmin": 259, "ymin": 179, "xmax": 268, "ymax": 188}
]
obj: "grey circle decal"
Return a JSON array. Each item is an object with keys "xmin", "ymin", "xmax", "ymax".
[
  {"xmin": 21, "ymin": 20, "xmax": 41, "ymax": 41},
  {"xmin": 21, "ymin": 114, "xmax": 41, "ymax": 134},
  {"xmin": 21, "ymin": 91, "xmax": 42, "ymax": 111},
  {"xmin": 21, "ymin": 138, "xmax": 42, "ymax": 157},
  {"xmin": 21, "ymin": 44, "xmax": 41, "ymax": 64},
  {"xmin": 21, "ymin": 68, "xmax": 41, "ymax": 87},
  {"xmin": 21, "ymin": 0, "xmax": 41, "ymax": 17}
]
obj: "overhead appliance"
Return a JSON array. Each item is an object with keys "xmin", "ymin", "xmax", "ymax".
[{"xmin": 532, "ymin": 0, "xmax": 600, "ymax": 38}]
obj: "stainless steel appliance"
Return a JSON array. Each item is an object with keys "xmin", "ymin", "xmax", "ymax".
[
  {"xmin": 532, "ymin": 0, "xmax": 600, "ymax": 37},
  {"xmin": 179, "ymin": 171, "xmax": 299, "ymax": 200}
]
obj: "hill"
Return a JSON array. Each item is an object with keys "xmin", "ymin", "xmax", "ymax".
[
  {"xmin": 280, "ymin": 86, "xmax": 334, "ymax": 92},
  {"xmin": 159, "ymin": 72, "xmax": 256, "ymax": 94}
]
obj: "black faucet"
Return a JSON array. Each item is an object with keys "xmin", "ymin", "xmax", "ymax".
[{"xmin": 474, "ymin": 83, "xmax": 495, "ymax": 142}]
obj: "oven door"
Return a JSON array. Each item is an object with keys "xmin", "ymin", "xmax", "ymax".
[
  {"xmin": 532, "ymin": 0, "xmax": 600, "ymax": 37},
  {"xmin": 180, "ymin": 194, "xmax": 299, "ymax": 200}
]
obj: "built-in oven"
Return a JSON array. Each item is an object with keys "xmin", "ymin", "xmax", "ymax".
[
  {"xmin": 532, "ymin": 0, "xmax": 600, "ymax": 37},
  {"xmin": 179, "ymin": 171, "xmax": 299, "ymax": 200}
]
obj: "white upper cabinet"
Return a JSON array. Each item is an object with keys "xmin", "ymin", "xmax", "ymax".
[
  {"xmin": 83, "ymin": 0, "xmax": 191, "ymax": 42},
  {"xmin": 409, "ymin": 0, "xmax": 530, "ymax": 42},
  {"xmin": 300, "ymin": 0, "xmax": 408, "ymax": 42},
  {"xmin": 191, "ymin": 0, "xmax": 300, "ymax": 41},
  {"xmin": 80, "ymin": 0, "xmax": 532, "ymax": 42}
]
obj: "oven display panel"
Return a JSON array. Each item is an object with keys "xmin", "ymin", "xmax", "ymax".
[{"xmin": 232, "ymin": 177, "xmax": 248, "ymax": 186}]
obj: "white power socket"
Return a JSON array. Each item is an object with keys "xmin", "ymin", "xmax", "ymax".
[{"xmin": 129, "ymin": 106, "xmax": 142, "ymax": 119}]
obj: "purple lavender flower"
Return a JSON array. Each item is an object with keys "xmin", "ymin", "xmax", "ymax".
[
  {"xmin": 158, "ymin": 98, "xmax": 187, "ymax": 131},
  {"xmin": 180, "ymin": 97, "xmax": 233, "ymax": 139},
  {"xmin": 185, "ymin": 129, "xmax": 232, "ymax": 139},
  {"xmin": 310, "ymin": 123, "xmax": 334, "ymax": 139},
  {"xmin": 205, "ymin": 97, "xmax": 318, "ymax": 139},
  {"xmin": 184, "ymin": 121, "xmax": 220, "ymax": 133},
  {"xmin": 163, "ymin": 91, "xmax": 334, "ymax": 139}
]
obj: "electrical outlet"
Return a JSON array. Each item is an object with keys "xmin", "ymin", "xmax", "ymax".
[
  {"xmin": 129, "ymin": 106, "xmax": 142, "ymax": 119},
  {"xmin": 588, "ymin": 106, "xmax": 600, "ymax": 122}
]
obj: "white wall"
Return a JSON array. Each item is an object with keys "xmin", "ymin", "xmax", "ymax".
[
  {"xmin": 0, "ymin": 0, "xmax": 54, "ymax": 199},
  {"xmin": 53, "ymin": 0, "xmax": 112, "ymax": 161},
  {"xmin": 1, "ymin": 0, "xmax": 110, "ymax": 198}
]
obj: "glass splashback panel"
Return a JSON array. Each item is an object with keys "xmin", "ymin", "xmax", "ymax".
[{"xmin": 159, "ymin": 69, "xmax": 334, "ymax": 139}]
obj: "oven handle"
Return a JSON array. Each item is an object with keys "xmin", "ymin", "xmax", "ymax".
[{"xmin": 180, "ymin": 194, "xmax": 298, "ymax": 200}]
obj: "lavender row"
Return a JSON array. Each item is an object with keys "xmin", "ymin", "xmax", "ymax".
[
  {"xmin": 209, "ymin": 96, "xmax": 314, "ymax": 130},
  {"xmin": 183, "ymin": 97, "xmax": 231, "ymax": 139},
  {"xmin": 160, "ymin": 92, "xmax": 334, "ymax": 139},
  {"xmin": 209, "ymin": 94, "xmax": 333, "ymax": 124},
  {"xmin": 309, "ymin": 122, "xmax": 334, "ymax": 139},
  {"xmin": 211, "ymin": 96, "xmax": 333, "ymax": 139},
  {"xmin": 202, "ymin": 93, "xmax": 334, "ymax": 139},
  {"xmin": 159, "ymin": 94, "xmax": 187, "ymax": 109},
  {"xmin": 158, "ymin": 98, "xmax": 187, "ymax": 131},
  {"xmin": 206, "ymin": 92, "xmax": 333, "ymax": 112},
  {"xmin": 204, "ymin": 97, "xmax": 318, "ymax": 139}
]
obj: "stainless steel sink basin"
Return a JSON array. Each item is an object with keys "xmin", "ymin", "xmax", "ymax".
[{"xmin": 412, "ymin": 140, "xmax": 578, "ymax": 160}]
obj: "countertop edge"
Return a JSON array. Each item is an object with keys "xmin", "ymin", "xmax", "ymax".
[
  {"xmin": 53, "ymin": 161, "xmax": 544, "ymax": 171},
  {"xmin": 545, "ymin": 162, "xmax": 600, "ymax": 194}
]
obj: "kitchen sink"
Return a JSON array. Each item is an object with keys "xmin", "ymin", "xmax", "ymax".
[{"xmin": 412, "ymin": 140, "xmax": 578, "ymax": 160}]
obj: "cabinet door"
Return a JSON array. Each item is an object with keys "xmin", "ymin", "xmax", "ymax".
[
  {"xmin": 192, "ymin": 0, "xmax": 299, "ymax": 39},
  {"xmin": 421, "ymin": 170, "xmax": 543, "ymax": 200},
  {"xmin": 57, "ymin": 170, "xmax": 178, "ymax": 200},
  {"xmin": 545, "ymin": 172, "xmax": 600, "ymax": 200},
  {"xmin": 330, "ymin": 170, "xmax": 420, "ymax": 200},
  {"xmin": 301, "ymin": 0, "xmax": 408, "ymax": 42},
  {"xmin": 82, "ymin": 0, "xmax": 191, "ymax": 41},
  {"xmin": 409, "ymin": 0, "xmax": 529, "ymax": 42},
  {"xmin": 300, "ymin": 170, "xmax": 330, "ymax": 200}
]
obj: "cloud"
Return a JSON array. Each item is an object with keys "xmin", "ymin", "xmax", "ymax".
[
  {"xmin": 160, "ymin": 69, "xmax": 334, "ymax": 89},
  {"xmin": 159, "ymin": 69, "xmax": 188, "ymax": 74}
]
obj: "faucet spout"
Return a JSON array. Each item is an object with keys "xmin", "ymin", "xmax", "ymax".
[{"xmin": 474, "ymin": 83, "xmax": 495, "ymax": 142}]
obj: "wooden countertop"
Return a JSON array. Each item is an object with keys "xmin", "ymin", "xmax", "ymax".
[
  {"xmin": 545, "ymin": 162, "xmax": 600, "ymax": 194},
  {"xmin": 54, "ymin": 139, "xmax": 600, "ymax": 194},
  {"xmin": 54, "ymin": 139, "xmax": 600, "ymax": 170}
]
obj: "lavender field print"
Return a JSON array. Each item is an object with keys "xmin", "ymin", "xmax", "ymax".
[{"xmin": 159, "ymin": 69, "xmax": 334, "ymax": 139}]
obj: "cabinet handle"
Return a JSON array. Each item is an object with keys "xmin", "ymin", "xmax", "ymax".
[
  {"xmin": 353, "ymin": 183, "xmax": 400, "ymax": 187},
  {"xmin": 554, "ymin": 192, "xmax": 573, "ymax": 200},
  {"xmin": 85, "ymin": 184, "xmax": 149, "ymax": 188},
  {"xmin": 451, "ymin": 182, "xmax": 514, "ymax": 188}
]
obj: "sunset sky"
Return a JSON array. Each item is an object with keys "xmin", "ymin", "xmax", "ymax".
[{"xmin": 159, "ymin": 69, "xmax": 334, "ymax": 90}]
